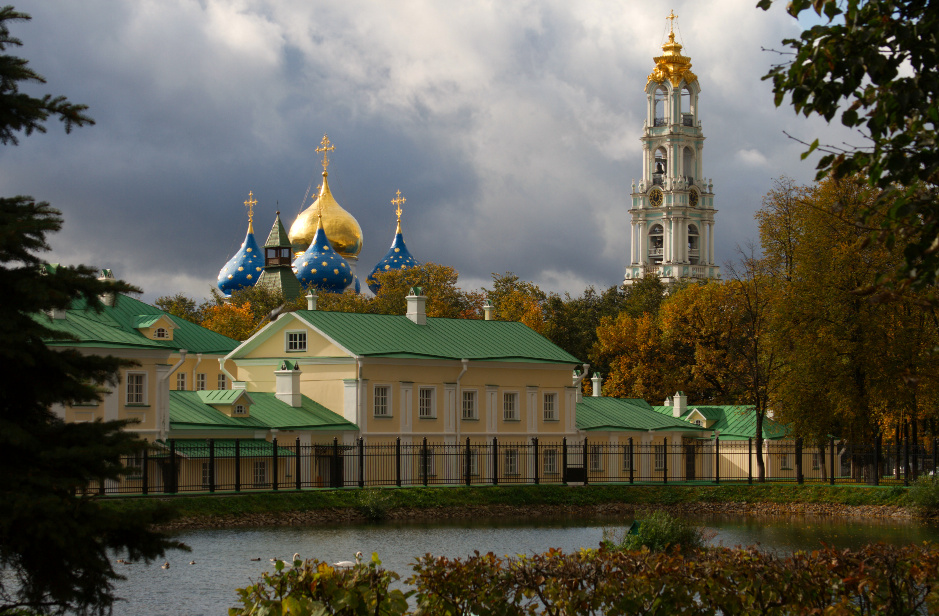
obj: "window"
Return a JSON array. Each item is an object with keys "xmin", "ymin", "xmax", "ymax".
[
  {"xmin": 419, "ymin": 450, "xmax": 435, "ymax": 478},
  {"xmin": 374, "ymin": 385, "xmax": 390, "ymax": 417},
  {"xmin": 467, "ymin": 449, "xmax": 479, "ymax": 476},
  {"xmin": 201, "ymin": 462, "xmax": 211, "ymax": 488},
  {"xmin": 233, "ymin": 404, "xmax": 247, "ymax": 416},
  {"xmin": 127, "ymin": 451, "xmax": 144, "ymax": 478},
  {"xmin": 176, "ymin": 373, "xmax": 186, "ymax": 391},
  {"xmin": 780, "ymin": 452, "xmax": 792, "ymax": 470},
  {"xmin": 253, "ymin": 461, "xmax": 268, "ymax": 487},
  {"xmin": 218, "ymin": 374, "xmax": 227, "ymax": 390},
  {"xmin": 503, "ymin": 392, "xmax": 518, "ymax": 421},
  {"xmin": 654, "ymin": 445, "xmax": 666, "ymax": 471},
  {"xmin": 544, "ymin": 449, "xmax": 558, "ymax": 474},
  {"xmin": 419, "ymin": 387, "xmax": 435, "ymax": 418},
  {"xmin": 286, "ymin": 331, "xmax": 307, "ymax": 352},
  {"xmin": 543, "ymin": 393, "xmax": 557, "ymax": 421},
  {"xmin": 693, "ymin": 419, "xmax": 703, "ymax": 426},
  {"xmin": 589, "ymin": 445, "xmax": 603, "ymax": 471},
  {"xmin": 154, "ymin": 327, "xmax": 168, "ymax": 339},
  {"xmin": 623, "ymin": 448, "xmax": 633, "ymax": 472},
  {"xmin": 812, "ymin": 452, "xmax": 820, "ymax": 470},
  {"xmin": 196, "ymin": 373, "xmax": 206, "ymax": 391},
  {"xmin": 462, "ymin": 390, "xmax": 478, "ymax": 420},
  {"xmin": 504, "ymin": 449, "xmax": 519, "ymax": 475},
  {"xmin": 126, "ymin": 372, "xmax": 146, "ymax": 405}
]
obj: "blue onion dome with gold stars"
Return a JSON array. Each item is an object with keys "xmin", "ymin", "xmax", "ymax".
[
  {"xmin": 217, "ymin": 191, "xmax": 264, "ymax": 296},
  {"xmin": 367, "ymin": 190, "xmax": 420, "ymax": 294},
  {"xmin": 292, "ymin": 212, "xmax": 352, "ymax": 293}
]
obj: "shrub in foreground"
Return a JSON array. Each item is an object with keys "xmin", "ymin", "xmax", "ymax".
[
  {"xmin": 231, "ymin": 543, "xmax": 939, "ymax": 615},
  {"xmin": 602, "ymin": 509, "xmax": 707, "ymax": 553}
]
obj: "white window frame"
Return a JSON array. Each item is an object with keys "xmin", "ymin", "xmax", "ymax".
[
  {"xmin": 373, "ymin": 385, "xmax": 391, "ymax": 417},
  {"xmin": 233, "ymin": 404, "xmax": 247, "ymax": 416},
  {"xmin": 126, "ymin": 372, "xmax": 147, "ymax": 405},
  {"xmin": 154, "ymin": 327, "xmax": 168, "ymax": 339},
  {"xmin": 418, "ymin": 387, "xmax": 436, "ymax": 419},
  {"xmin": 693, "ymin": 419, "xmax": 703, "ymax": 426},
  {"xmin": 589, "ymin": 445, "xmax": 604, "ymax": 472},
  {"xmin": 812, "ymin": 452, "xmax": 820, "ymax": 470},
  {"xmin": 285, "ymin": 330, "xmax": 307, "ymax": 352},
  {"xmin": 654, "ymin": 444, "xmax": 666, "ymax": 471},
  {"xmin": 543, "ymin": 392, "xmax": 557, "ymax": 421},
  {"xmin": 175, "ymin": 372, "xmax": 186, "ymax": 391},
  {"xmin": 218, "ymin": 374, "xmax": 227, "ymax": 390},
  {"xmin": 196, "ymin": 373, "xmax": 206, "ymax": 391},
  {"xmin": 462, "ymin": 390, "xmax": 478, "ymax": 420},
  {"xmin": 468, "ymin": 449, "xmax": 479, "ymax": 476},
  {"xmin": 201, "ymin": 461, "xmax": 211, "ymax": 488},
  {"xmin": 543, "ymin": 448, "xmax": 558, "ymax": 474},
  {"xmin": 503, "ymin": 392, "xmax": 519, "ymax": 421},
  {"xmin": 419, "ymin": 450, "xmax": 436, "ymax": 478},
  {"xmin": 623, "ymin": 447, "xmax": 633, "ymax": 472},
  {"xmin": 253, "ymin": 460, "xmax": 268, "ymax": 487},
  {"xmin": 504, "ymin": 448, "xmax": 519, "ymax": 475},
  {"xmin": 779, "ymin": 452, "xmax": 792, "ymax": 470}
]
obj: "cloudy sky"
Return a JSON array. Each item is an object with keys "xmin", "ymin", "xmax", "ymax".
[{"xmin": 1, "ymin": 0, "xmax": 853, "ymax": 302}]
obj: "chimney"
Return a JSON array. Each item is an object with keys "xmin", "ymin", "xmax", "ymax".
[
  {"xmin": 306, "ymin": 292, "xmax": 317, "ymax": 311},
  {"xmin": 97, "ymin": 268, "xmax": 117, "ymax": 307},
  {"xmin": 48, "ymin": 307, "xmax": 67, "ymax": 320},
  {"xmin": 591, "ymin": 372, "xmax": 603, "ymax": 397},
  {"xmin": 672, "ymin": 391, "xmax": 687, "ymax": 418},
  {"xmin": 406, "ymin": 287, "xmax": 426, "ymax": 325},
  {"xmin": 483, "ymin": 299, "xmax": 494, "ymax": 320},
  {"xmin": 274, "ymin": 360, "xmax": 302, "ymax": 407}
]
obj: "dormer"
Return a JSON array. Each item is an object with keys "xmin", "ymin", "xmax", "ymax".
[
  {"xmin": 134, "ymin": 314, "xmax": 177, "ymax": 341},
  {"xmin": 197, "ymin": 389, "xmax": 255, "ymax": 418},
  {"xmin": 686, "ymin": 408, "xmax": 712, "ymax": 428}
]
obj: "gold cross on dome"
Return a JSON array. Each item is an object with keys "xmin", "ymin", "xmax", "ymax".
[
  {"xmin": 316, "ymin": 134, "xmax": 335, "ymax": 171},
  {"xmin": 244, "ymin": 191, "xmax": 257, "ymax": 223},
  {"xmin": 391, "ymin": 189, "xmax": 406, "ymax": 222},
  {"xmin": 667, "ymin": 10, "xmax": 677, "ymax": 33}
]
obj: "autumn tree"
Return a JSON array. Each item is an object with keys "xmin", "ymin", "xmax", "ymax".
[
  {"xmin": 483, "ymin": 273, "xmax": 548, "ymax": 333},
  {"xmin": 154, "ymin": 292, "xmax": 202, "ymax": 324}
]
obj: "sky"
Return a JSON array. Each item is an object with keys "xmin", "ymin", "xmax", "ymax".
[{"xmin": 1, "ymin": 0, "xmax": 856, "ymax": 302}]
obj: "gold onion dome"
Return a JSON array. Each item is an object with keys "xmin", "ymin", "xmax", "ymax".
[
  {"xmin": 647, "ymin": 11, "xmax": 697, "ymax": 87},
  {"xmin": 288, "ymin": 134, "xmax": 363, "ymax": 258}
]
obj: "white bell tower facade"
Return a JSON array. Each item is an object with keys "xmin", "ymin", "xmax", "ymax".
[{"xmin": 624, "ymin": 13, "xmax": 720, "ymax": 287}]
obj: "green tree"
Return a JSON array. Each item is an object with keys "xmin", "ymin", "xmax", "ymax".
[
  {"xmin": 0, "ymin": 8, "xmax": 179, "ymax": 614},
  {"xmin": 758, "ymin": 0, "xmax": 939, "ymax": 291},
  {"xmin": 154, "ymin": 292, "xmax": 202, "ymax": 324},
  {"xmin": 483, "ymin": 273, "xmax": 547, "ymax": 332}
]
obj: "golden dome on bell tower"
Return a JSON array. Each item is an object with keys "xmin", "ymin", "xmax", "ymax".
[{"xmin": 288, "ymin": 134, "xmax": 364, "ymax": 259}]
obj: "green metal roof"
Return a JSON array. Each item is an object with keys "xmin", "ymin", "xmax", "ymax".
[
  {"xmin": 651, "ymin": 404, "xmax": 791, "ymax": 440},
  {"xmin": 154, "ymin": 439, "xmax": 295, "ymax": 458},
  {"xmin": 256, "ymin": 267, "xmax": 303, "ymax": 301},
  {"xmin": 576, "ymin": 397, "xmax": 710, "ymax": 432},
  {"xmin": 170, "ymin": 390, "xmax": 358, "ymax": 431},
  {"xmin": 287, "ymin": 310, "xmax": 581, "ymax": 364},
  {"xmin": 48, "ymin": 293, "xmax": 240, "ymax": 354},
  {"xmin": 264, "ymin": 214, "xmax": 292, "ymax": 248},
  {"xmin": 197, "ymin": 389, "xmax": 251, "ymax": 406}
]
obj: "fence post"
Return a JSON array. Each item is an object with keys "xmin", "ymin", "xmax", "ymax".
[
  {"xmin": 562, "ymin": 437, "xmax": 568, "ymax": 485},
  {"xmin": 332, "ymin": 437, "xmax": 339, "ymax": 489},
  {"xmin": 829, "ymin": 437, "xmax": 836, "ymax": 486},
  {"xmin": 209, "ymin": 439, "xmax": 215, "ymax": 493},
  {"xmin": 662, "ymin": 436, "xmax": 668, "ymax": 483},
  {"xmin": 395, "ymin": 437, "xmax": 401, "ymax": 487},
  {"xmin": 142, "ymin": 445, "xmax": 149, "ymax": 496},
  {"xmin": 747, "ymin": 438, "xmax": 752, "ymax": 485},
  {"xmin": 904, "ymin": 436, "xmax": 910, "ymax": 487},
  {"xmin": 422, "ymin": 437, "xmax": 429, "ymax": 487},
  {"xmin": 874, "ymin": 435, "xmax": 882, "ymax": 487},
  {"xmin": 465, "ymin": 437, "xmax": 471, "ymax": 486},
  {"xmin": 714, "ymin": 435, "xmax": 720, "ymax": 485},
  {"xmin": 493, "ymin": 437, "xmax": 499, "ymax": 486},
  {"xmin": 296, "ymin": 438, "xmax": 302, "ymax": 491},
  {"xmin": 584, "ymin": 438, "xmax": 589, "ymax": 486},
  {"xmin": 533, "ymin": 437, "xmax": 540, "ymax": 485},
  {"xmin": 795, "ymin": 437, "xmax": 803, "ymax": 485},
  {"xmin": 628, "ymin": 438, "xmax": 634, "ymax": 484},
  {"xmin": 272, "ymin": 437, "xmax": 279, "ymax": 491},
  {"xmin": 235, "ymin": 439, "xmax": 241, "ymax": 492},
  {"xmin": 358, "ymin": 436, "xmax": 365, "ymax": 488},
  {"xmin": 169, "ymin": 439, "xmax": 177, "ymax": 494}
]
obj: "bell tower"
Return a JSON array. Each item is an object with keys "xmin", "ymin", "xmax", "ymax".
[{"xmin": 624, "ymin": 12, "xmax": 720, "ymax": 287}]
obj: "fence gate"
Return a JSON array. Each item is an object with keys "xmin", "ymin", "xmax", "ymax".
[
  {"xmin": 563, "ymin": 442, "xmax": 586, "ymax": 483},
  {"xmin": 685, "ymin": 444, "xmax": 696, "ymax": 481}
]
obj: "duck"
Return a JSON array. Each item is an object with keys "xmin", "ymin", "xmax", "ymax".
[
  {"xmin": 189, "ymin": 561, "xmax": 196, "ymax": 565},
  {"xmin": 332, "ymin": 552, "xmax": 363, "ymax": 569},
  {"xmin": 250, "ymin": 557, "xmax": 261, "ymax": 562},
  {"xmin": 161, "ymin": 562, "xmax": 170, "ymax": 570},
  {"xmin": 115, "ymin": 559, "xmax": 126, "ymax": 564}
]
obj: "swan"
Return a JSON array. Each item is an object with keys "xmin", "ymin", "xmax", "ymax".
[
  {"xmin": 332, "ymin": 551, "xmax": 363, "ymax": 569},
  {"xmin": 292, "ymin": 553, "xmax": 301, "ymax": 563},
  {"xmin": 160, "ymin": 562, "xmax": 170, "ymax": 569}
]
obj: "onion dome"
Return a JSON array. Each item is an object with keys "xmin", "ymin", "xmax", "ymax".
[
  {"xmin": 647, "ymin": 11, "xmax": 697, "ymax": 87},
  {"xmin": 288, "ymin": 134, "xmax": 363, "ymax": 258},
  {"xmin": 217, "ymin": 192, "xmax": 264, "ymax": 296},
  {"xmin": 367, "ymin": 190, "xmax": 420, "ymax": 294},
  {"xmin": 292, "ymin": 212, "xmax": 352, "ymax": 293}
]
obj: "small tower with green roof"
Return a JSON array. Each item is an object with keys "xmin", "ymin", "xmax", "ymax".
[{"xmin": 256, "ymin": 211, "xmax": 303, "ymax": 301}]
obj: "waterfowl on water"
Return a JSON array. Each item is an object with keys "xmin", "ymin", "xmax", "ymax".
[
  {"xmin": 332, "ymin": 552, "xmax": 362, "ymax": 569},
  {"xmin": 189, "ymin": 561, "xmax": 196, "ymax": 565},
  {"xmin": 250, "ymin": 557, "xmax": 261, "ymax": 561},
  {"xmin": 161, "ymin": 562, "xmax": 170, "ymax": 570}
]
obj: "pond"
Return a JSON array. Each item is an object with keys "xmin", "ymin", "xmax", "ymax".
[{"xmin": 115, "ymin": 513, "xmax": 939, "ymax": 616}]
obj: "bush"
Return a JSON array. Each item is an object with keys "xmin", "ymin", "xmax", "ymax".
[
  {"xmin": 909, "ymin": 475, "xmax": 939, "ymax": 517},
  {"xmin": 602, "ymin": 509, "xmax": 708, "ymax": 553},
  {"xmin": 356, "ymin": 488, "xmax": 394, "ymax": 522}
]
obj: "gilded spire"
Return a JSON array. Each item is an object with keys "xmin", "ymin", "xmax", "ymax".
[
  {"xmin": 316, "ymin": 134, "xmax": 335, "ymax": 174},
  {"xmin": 244, "ymin": 191, "xmax": 257, "ymax": 232},
  {"xmin": 391, "ymin": 189, "xmax": 406, "ymax": 233},
  {"xmin": 647, "ymin": 11, "xmax": 697, "ymax": 87}
]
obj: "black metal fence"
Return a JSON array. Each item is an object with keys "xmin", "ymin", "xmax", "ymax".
[{"xmin": 98, "ymin": 436, "xmax": 938, "ymax": 496}]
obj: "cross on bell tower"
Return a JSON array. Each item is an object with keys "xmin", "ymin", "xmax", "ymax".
[{"xmin": 623, "ymin": 12, "xmax": 720, "ymax": 287}]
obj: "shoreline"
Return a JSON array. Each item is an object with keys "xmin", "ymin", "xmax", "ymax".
[{"xmin": 155, "ymin": 501, "xmax": 913, "ymax": 532}]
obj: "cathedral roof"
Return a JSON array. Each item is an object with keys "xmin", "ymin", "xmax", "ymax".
[
  {"xmin": 292, "ymin": 214, "xmax": 352, "ymax": 293},
  {"xmin": 647, "ymin": 13, "xmax": 697, "ymax": 87},
  {"xmin": 264, "ymin": 211, "xmax": 292, "ymax": 248},
  {"xmin": 217, "ymin": 224, "xmax": 263, "ymax": 296},
  {"xmin": 256, "ymin": 212, "xmax": 303, "ymax": 301},
  {"xmin": 367, "ymin": 226, "xmax": 419, "ymax": 293}
]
